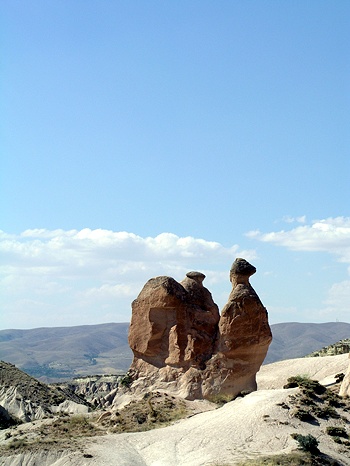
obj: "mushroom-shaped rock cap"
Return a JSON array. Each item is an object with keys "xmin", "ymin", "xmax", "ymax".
[
  {"xmin": 186, "ymin": 271, "xmax": 206, "ymax": 283},
  {"xmin": 230, "ymin": 258, "xmax": 256, "ymax": 277}
]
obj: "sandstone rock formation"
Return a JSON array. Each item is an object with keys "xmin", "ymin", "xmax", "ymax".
[{"xmin": 126, "ymin": 258, "xmax": 272, "ymax": 400}]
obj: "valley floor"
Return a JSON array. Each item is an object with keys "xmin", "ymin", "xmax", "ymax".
[{"xmin": 1, "ymin": 354, "xmax": 350, "ymax": 466}]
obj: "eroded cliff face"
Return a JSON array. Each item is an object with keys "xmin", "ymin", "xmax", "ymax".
[
  {"xmin": 0, "ymin": 361, "xmax": 90, "ymax": 424},
  {"xmin": 126, "ymin": 258, "xmax": 272, "ymax": 400}
]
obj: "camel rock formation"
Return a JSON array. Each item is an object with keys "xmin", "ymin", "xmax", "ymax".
[{"xmin": 127, "ymin": 259, "xmax": 272, "ymax": 400}]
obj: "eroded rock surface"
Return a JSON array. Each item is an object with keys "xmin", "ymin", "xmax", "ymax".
[
  {"xmin": 126, "ymin": 258, "xmax": 272, "ymax": 400},
  {"xmin": 339, "ymin": 354, "xmax": 350, "ymax": 397},
  {"xmin": 0, "ymin": 361, "xmax": 89, "ymax": 423}
]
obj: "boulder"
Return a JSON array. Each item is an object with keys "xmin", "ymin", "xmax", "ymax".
[{"xmin": 126, "ymin": 259, "xmax": 272, "ymax": 401}]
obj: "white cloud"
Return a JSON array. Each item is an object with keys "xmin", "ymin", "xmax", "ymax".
[
  {"xmin": 0, "ymin": 229, "xmax": 255, "ymax": 328},
  {"xmin": 319, "ymin": 280, "xmax": 350, "ymax": 322},
  {"xmin": 83, "ymin": 283, "xmax": 135, "ymax": 299},
  {"xmin": 247, "ymin": 217, "xmax": 350, "ymax": 263},
  {"xmin": 281, "ymin": 215, "xmax": 307, "ymax": 224},
  {"xmin": 247, "ymin": 217, "xmax": 350, "ymax": 323}
]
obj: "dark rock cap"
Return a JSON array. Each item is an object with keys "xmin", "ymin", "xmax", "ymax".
[
  {"xmin": 186, "ymin": 271, "xmax": 206, "ymax": 282},
  {"xmin": 230, "ymin": 258, "xmax": 256, "ymax": 276}
]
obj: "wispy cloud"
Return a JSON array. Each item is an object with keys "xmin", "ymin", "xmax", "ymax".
[
  {"xmin": 247, "ymin": 217, "xmax": 350, "ymax": 322},
  {"xmin": 281, "ymin": 215, "xmax": 307, "ymax": 224},
  {"xmin": 247, "ymin": 217, "xmax": 350, "ymax": 263},
  {"xmin": 0, "ymin": 229, "xmax": 254, "ymax": 328},
  {"xmin": 320, "ymin": 279, "xmax": 350, "ymax": 321}
]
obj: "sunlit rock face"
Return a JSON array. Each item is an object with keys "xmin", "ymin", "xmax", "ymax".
[
  {"xmin": 339, "ymin": 355, "xmax": 350, "ymax": 397},
  {"xmin": 127, "ymin": 259, "xmax": 272, "ymax": 400},
  {"xmin": 206, "ymin": 258, "xmax": 273, "ymax": 397}
]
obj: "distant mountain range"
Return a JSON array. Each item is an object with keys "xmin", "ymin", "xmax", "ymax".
[
  {"xmin": 264, "ymin": 321, "xmax": 350, "ymax": 363},
  {"xmin": 0, "ymin": 323, "xmax": 131, "ymax": 381},
  {"xmin": 0, "ymin": 321, "xmax": 349, "ymax": 381}
]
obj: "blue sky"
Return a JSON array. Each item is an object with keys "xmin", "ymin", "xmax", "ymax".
[{"xmin": 1, "ymin": 1, "xmax": 349, "ymax": 329}]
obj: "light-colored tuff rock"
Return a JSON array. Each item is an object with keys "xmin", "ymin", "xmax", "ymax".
[
  {"xmin": 339, "ymin": 353, "xmax": 350, "ymax": 397},
  {"xmin": 63, "ymin": 375, "xmax": 122, "ymax": 408},
  {"xmin": 126, "ymin": 259, "xmax": 272, "ymax": 401},
  {"xmin": 0, "ymin": 385, "xmax": 48, "ymax": 422},
  {"xmin": 3, "ymin": 356, "xmax": 350, "ymax": 466},
  {"xmin": 0, "ymin": 360, "xmax": 89, "ymax": 423}
]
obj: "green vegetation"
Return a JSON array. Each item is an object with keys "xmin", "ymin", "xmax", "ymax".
[
  {"xmin": 6, "ymin": 438, "xmax": 28, "ymax": 450},
  {"xmin": 22, "ymin": 363, "xmax": 74, "ymax": 379},
  {"xmin": 83, "ymin": 353, "xmax": 98, "ymax": 365},
  {"xmin": 98, "ymin": 391, "xmax": 188, "ymax": 433},
  {"xmin": 1, "ymin": 414, "xmax": 104, "ymax": 455},
  {"xmin": 206, "ymin": 390, "xmax": 252, "ymax": 406},
  {"xmin": 233, "ymin": 451, "xmax": 338, "ymax": 465},
  {"xmin": 283, "ymin": 375, "xmax": 326, "ymax": 395},
  {"xmin": 2, "ymin": 391, "xmax": 189, "ymax": 456},
  {"xmin": 290, "ymin": 433, "xmax": 319, "ymax": 454},
  {"xmin": 292, "ymin": 408, "xmax": 317, "ymax": 423},
  {"xmin": 306, "ymin": 339, "xmax": 350, "ymax": 358},
  {"xmin": 120, "ymin": 372, "xmax": 133, "ymax": 388},
  {"xmin": 206, "ymin": 393, "xmax": 236, "ymax": 406},
  {"xmin": 283, "ymin": 374, "xmax": 350, "ymax": 424},
  {"xmin": 37, "ymin": 414, "xmax": 101, "ymax": 440},
  {"xmin": 326, "ymin": 426, "xmax": 348, "ymax": 438}
]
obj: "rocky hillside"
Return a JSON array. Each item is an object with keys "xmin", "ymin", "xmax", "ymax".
[
  {"xmin": 0, "ymin": 354, "xmax": 349, "ymax": 466},
  {"xmin": 58, "ymin": 374, "xmax": 122, "ymax": 408},
  {"xmin": 306, "ymin": 338, "xmax": 350, "ymax": 358},
  {"xmin": 0, "ymin": 361, "xmax": 89, "ymax": 424}
]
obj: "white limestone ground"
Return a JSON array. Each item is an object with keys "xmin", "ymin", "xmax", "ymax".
[
  {"xmin": 257, "ymin": 353, "xmax": 350, "ymax": 389},
  {"xmin": 1, "ymin": 354, "xmax": 350, "ymax": 466}
]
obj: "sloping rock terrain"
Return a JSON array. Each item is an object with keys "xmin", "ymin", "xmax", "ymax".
[
  {"xmin": 339, "ymin": 354, "xmax": 350, "ymax": 397},
  {"xmin": 60, "ymin": 375, "xmax": 122, "ymax": 408},
  {"xmin": 1, "ymin": 354, "xmax": 350, "ymax": 466},
  {"xmin": 257, "ymin": 353, "xmax": 350, "ymax": 390},
  {"xmin": 0, "ymin": 361, "xmax": 89, "ymax": 424},
  {"xmin": 306, "ymin": 339, "xmax": 350, "ymax": 357}
]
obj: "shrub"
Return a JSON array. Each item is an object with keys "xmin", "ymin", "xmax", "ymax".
[
  {"xmin": 293, "ymin": 408, "xmax": 317, "ymax": 423},
  {"xmin": 206, "ymin": 394, "xmax": 235, "ymax": 406},
  {"xmin": 326, "ymin": 426, "xmax": 348, "ymax": 438},
  {"xmin": 284, "ymin": 376, "xmax": 326, "ymax": 395},
  {"xmin": 291, "ymin": 433, "xmax": 319, "ymax": 454},
  {"xmin": 313, "ymin": 405, "xmax": 339, "ymax": 420},
  {"xmin": 120, "ymin": 373, "xmax": 133, "ymax": 388},
  {"xmin": 6, "ymin": 439, "xmax": 28, "ymax": 450},
  {"xmin": 322, "ymin": 391, "xmax": 344, "ymax": 408},
  {"xmin": 235, "ymin": 452, "xmax": 316, "ymax": 465},
  {"xmin": 335, "ymin": 373, "xmax": 345, "ymax": 383}
]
